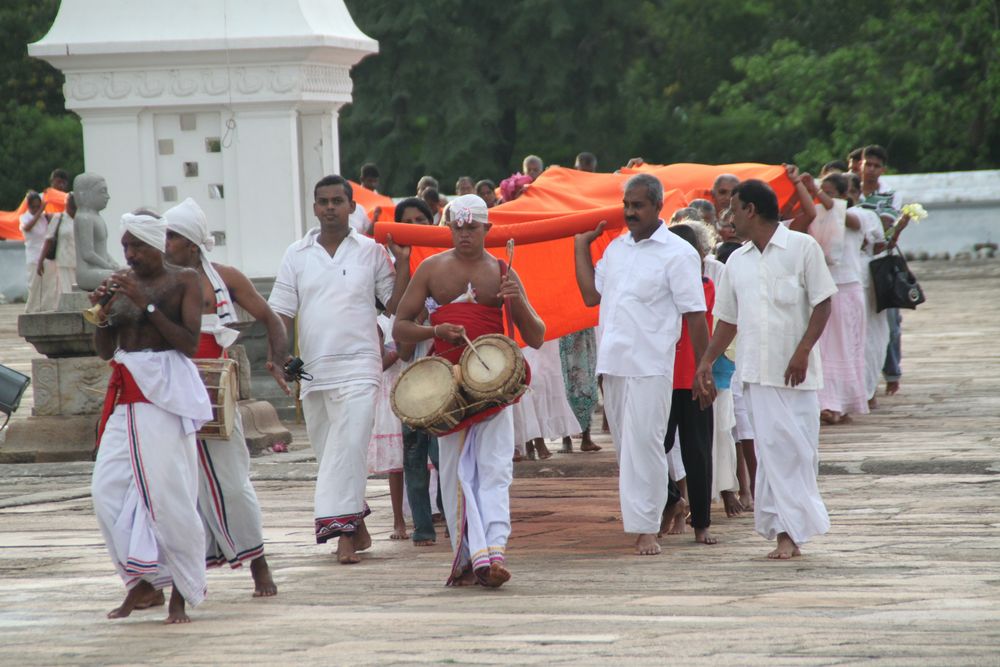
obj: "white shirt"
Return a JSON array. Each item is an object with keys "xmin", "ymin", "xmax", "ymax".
[
  {"xmin": 268, "ymin": 226, "xmax": 396, "ymax": 396},
  {"xmin": 594, "ymin": 221, "xmax": 706, "ymax": 377},
  {"xmin": 828, "ymin": 201, "xmax": 864, "ymax": 285},
  {"xmin": 714, "ymin": 223, "xmax": 838, "ymax": 391},
  {"xmin": 348, "ymin": 203, "xmax": 370, "ymax": 235},
  {"xmin": 19, "ymin": 211, "xmax": 49, "ymax": 265}
]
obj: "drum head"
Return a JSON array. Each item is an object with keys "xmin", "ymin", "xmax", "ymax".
[
  {"xmin": 463, "ymin": 342, "xmax": 511, "ymax": 386},
  {"xmin": 393, "ymin": 358, "xmax": 457, "ymax": 422}
]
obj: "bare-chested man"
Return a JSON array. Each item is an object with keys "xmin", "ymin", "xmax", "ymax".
[
  {"xmin": 164, "ymin": 198, "xmax": 288, "ymax": 597},
  {"xmin": 394, "ymin": 194, "xmax": 545, "ymax": 587},
  {"xmin": 89, "ymin": 212, "xmax": 213, "ymax": 623}
]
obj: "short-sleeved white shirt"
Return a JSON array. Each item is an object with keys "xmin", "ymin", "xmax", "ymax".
[
  {"xmin": 268, "ymin": 226, "xmax": 396, "ymax": 396},
  {"xmin": 594, "ymin": 221, "xmax": 706, "ymax": 378},
  {"xmin": 713, "ymin": 223, "xmax": 838, "ymax": 391},
  {"xmin": 19, "ymin": 211, "xmax": 49, "ymax": 266}
]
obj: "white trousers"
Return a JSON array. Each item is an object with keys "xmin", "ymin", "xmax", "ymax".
[
  {"xmin": 302, "ymin": 383, "xmax": 378, "ymax": 543},
  {"xmin": 711, "ymin": 388, "xmax": 739, "ymax": 499},
  {"xmin": 603, "ymin": 374, "xmax": 672, "ymax": 535},
  {"xmin": 91, "ymin": 403, "xmax": 207, "ymax": 606},
  {"xmin": 197, "ymin": 411, "xmax": 266, "ymax": 567},
  {"xmin": 743, "ymin": 383, "xmax": 830, "ymax": 544},
  {"xmin": 438, "ymin": 408, "xmax": 515, "ymax": 582}
]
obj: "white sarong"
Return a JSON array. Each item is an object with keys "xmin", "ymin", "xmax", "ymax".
[
  {"xmin": 302, "ymin": 383, "xmax": 378, "ymax": 543},
  {"xmin": 711, "ymin": 388, "xmax": 739, "ymax": 500},
  {"xmin": 512, "ymin": 340, "xmax": 582, "ymax": 444},
  {"xmin": 603, "ymin": 374, "xmax": 672, "ymax": 534},
  {"xmin": 91, "ymin": 350, "xmax": 212, "ymax": 605},
  {"xmin": 743, "ymin": 383, "xmax": 830, "ymax": 545},
  {"xmin": 197, "ymin": 411, "xmax": 266, "ymax": 567},
  {"xmin": 731, "ymin": 376, "xmax": 755, "ymax": 441},
  {"xmin": 438, "ymin": 407, "xmax": 515, "ymax": 584},
  {"xmin": 818, "ymin": 282, "xmax": 869, "ymax": 414},
  {"xmin": 863, "ymin": 280, "xmax": 891, "ymax": 399}
]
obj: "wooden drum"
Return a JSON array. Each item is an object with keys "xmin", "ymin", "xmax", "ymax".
[
  {"xmin": 391, "ymin": 356, "xmax": 467, "ymax": 435},
  {"xmin": 458, "ymin": 334, "xmax": 527, "ymax": 409},
  {"xmin": 194, "ymin": 358, "xmax": 238, "ymax": 440}
]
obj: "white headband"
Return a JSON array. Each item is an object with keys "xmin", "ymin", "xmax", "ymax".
[
  {"xmin": 120, "ymin": 213, "xmax": 166, "ymax": 252},
  {"xmin": 164, "ymin": 198, "xmax": 214, "ymax": 252},
  {"xmin": 446, "ymin": 194, "xmax": 489, "ymax": 226}
]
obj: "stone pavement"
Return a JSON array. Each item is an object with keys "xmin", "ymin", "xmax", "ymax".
[{"xmin": 1, "ymin": 261, "xmax": 999, "ymax": 666}]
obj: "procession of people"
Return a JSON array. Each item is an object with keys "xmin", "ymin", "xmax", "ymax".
[{"xmin": 78, "ymin": 144, "xmax": 914, "ymax": 621}]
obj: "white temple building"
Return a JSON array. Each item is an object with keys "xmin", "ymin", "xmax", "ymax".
[{"xmin": 30, "ymin": 0, "xmax": 377, "ymax": 278}]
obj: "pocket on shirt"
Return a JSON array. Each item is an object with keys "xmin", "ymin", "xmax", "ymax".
[
  {"xmin": 773, "ymin": 277, "xmax": 800, "ymax": 305},
  {"xmin": 631, "ymin": 265, "xmax": 665, "ymax": 302}
]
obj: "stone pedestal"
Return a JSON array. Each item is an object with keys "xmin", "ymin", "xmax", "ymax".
[{"xmin": 31, "ymin": 357, "xmax": 110, "ymax": 416}]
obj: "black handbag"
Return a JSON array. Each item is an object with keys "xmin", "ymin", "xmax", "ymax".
[
  {"xmin": 42, "ymin": 213, "xmax": 63, "ymax": 261},
  {"xmin": 869, "ymin": 247, "xmax": 926, "ymax": 312},
  {"xmin": 0, "ymin": 363, "xmax": 31, "ymax": 431}
]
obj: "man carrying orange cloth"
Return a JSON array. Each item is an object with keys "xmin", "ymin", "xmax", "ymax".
[
  {"xmin": 393, "ymin": 194, "xmax": 546, "ymax": 588},
  {"xmin": 89, "ymin": 211, "xmax": 212, "ymax": 623}
]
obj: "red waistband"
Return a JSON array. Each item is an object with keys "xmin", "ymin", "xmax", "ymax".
[
  {"xmin": 196, "ymin": 332, "xmax": 226, "ymax": 359},
  {"xmin": 95, "ymin": 362, "xmax": 149, "ymax": 448},
  {"xmin": 429, "ymin": 303, "xmax": 504, "ymax": 364}
]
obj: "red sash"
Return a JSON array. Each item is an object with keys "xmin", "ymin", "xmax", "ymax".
[
  {"xmin": 427, "ymin": 260, "xmax": 531, "ymax": 434},
  {"xmin": 96, "ymin": 362, "xmax": 150, "ymax": 446},
  {"xmin": 195, "ymin": 332, "xmax": 225, "ymax": 360}
]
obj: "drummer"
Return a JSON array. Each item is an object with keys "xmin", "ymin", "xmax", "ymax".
[
  {"xmin": 164, "ymin": 198, "xmax": 288, "ymax": 598},
  {"xmin": 393, "ymin": 194, "xmax": 546, "ymax": 588}
]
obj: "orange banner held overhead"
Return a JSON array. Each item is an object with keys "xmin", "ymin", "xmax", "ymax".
[
  {"xmin": 375, "ymin": 163, "xmax": 795, "ymax": 343},
  {"xmin": 348, "ymin": 181, "xmax": 396, "ymax": 224},
  {"xmin": 0, "ymin": 188, "xmax": 68, "ymax": 241}
]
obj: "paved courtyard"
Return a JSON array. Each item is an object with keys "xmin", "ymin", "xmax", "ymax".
[{"xmin": 1, "ymin": 261, "xmax": 998, "ymax": 666}]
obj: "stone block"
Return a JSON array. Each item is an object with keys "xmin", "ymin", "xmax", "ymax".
[
  {"xmin": 31, "ymin": 357, "xmax": 110, "ymax": 416},
  {"xmin": 238, "ymin": 399, "xmax": 292, "ymax": 455},
  {"xmin": 17, "ymin": 310, "xmax": 98, "ymax": 357},
  {"xmin": 0, "ymin": 415, "xmax": 97, "ymax": 462}
]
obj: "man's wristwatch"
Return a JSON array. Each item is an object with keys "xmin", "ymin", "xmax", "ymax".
[{"xmin": 145, "ymin": 303, "xmax": 157, "ymax": 316}]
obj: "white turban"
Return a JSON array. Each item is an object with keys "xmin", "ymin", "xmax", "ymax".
[
  {"xmin": 120, "ymin": 213, "xmax": 167, "ymax": 252},
  {"xmin": 444, "ymin": 194, "xmax": 489, "ymax": 227},
  {"xmin": 163, "ymin": 198, "xmax": 239, "ymax": 346}
]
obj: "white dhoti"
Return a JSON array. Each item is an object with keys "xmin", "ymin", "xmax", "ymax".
[
  {"xmin": 863, "ymin": 282, "xmax": 890, "ymax": 399},
  {"xmin": 197, "ymin": 412, "xmax": 266, "ymax": 567},
  {"xmin": 667, "ymin": 433, "xmax": 685, "ymax": 482},
  {"xmin": 302, "ymin": 383, "xmax": 378, "ymax": 543},
  {"xmin": 743, "ymin": 383, "xmax": 830, "ymax": 545},
  {"xmin": 818, "ymin": 282, "xmax": 869, "ymax": 414},
  {"xmin": 711, "ymin": 388, "xmax": 739, "ymax": 500},
  {"xmin": 603, "ymin": 374, "xmax": 672, "ymax": 534},
  {"xmin": 24, "ymin": 260, "xmax": 60, "ymax": 313},
  {"xmin": 438, "ymin": 407, "xmax": 515, "ymax": 584},
  {"xmin": 91, "ymin": 350, "xmax": 212, "ymax": 606},
  {"xmin": 731, "ymin": 377, "xmax": 755, "ymax": 441}
]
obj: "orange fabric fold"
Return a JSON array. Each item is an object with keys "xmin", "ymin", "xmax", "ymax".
[{"xmin": 348, "ymin": 181, "xmax": 396, "ymax": 223}]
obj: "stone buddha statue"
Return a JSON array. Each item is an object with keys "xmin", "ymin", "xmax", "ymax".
[{"xmin": 72, "ymin": 173, "xmax": 119, "ymax": 291}]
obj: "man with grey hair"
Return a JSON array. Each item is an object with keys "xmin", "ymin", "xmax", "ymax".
[
  {"xmin": 522, "ymin": 155, "xmax": 544, "ymax": 180},
  {"xmin": 688, "ymin": 198, "xmax": 717, "ymax": 226},
  {"xmin": 574, "ymin": 173, "xmax": 709, "ymax": 556},
  {"xmin": 711, "ymin": 175, "xmax": 740, "ymax": 241}
]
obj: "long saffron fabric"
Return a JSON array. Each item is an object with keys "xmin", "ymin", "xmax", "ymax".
[{"xmin": 0, "ymin": 188, "xmax": 68, "ymax": 240}]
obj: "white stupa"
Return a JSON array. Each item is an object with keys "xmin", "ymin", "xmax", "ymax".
[{"xmin": 30, "ymin": 0, "xmax": 377, "ymax": 277}]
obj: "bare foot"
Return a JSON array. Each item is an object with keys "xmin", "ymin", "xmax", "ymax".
[
  {"xmin": 767, "ymin": 533, "xmax": 800, "ymax": 560},
  {"xmin": 739, "ymin": 491, "xmax": 754, "ymax": 513},
  {"xmin": 534, "ymin": 439, "xmax": 552, "ymax": 460},
  {"xmin": 133, "ymin": 587, "xmax": 165, "ymax": 609},
  {"xmin": 868, "ymin": 396, "xmax": 879, "ymax": 410},
  {"xmin": 721, "ymin": 490, "xmax": 743, "ymax": 518},
  {"xmin": 512, "ymin": 450, "xmax": 523, "ymax": 462},
  {"xmin": 525, "ymin": 441, "xmax": 536, "ymax": 461},
  {"xmin": 580, "ymin": 429, "xmax": 601, "ymax": 452},
  {"xmin": 662, "ymin": 499, "xmax": 688, "ymax": 535},
  {"xmin": 107, "ymin": 581, "xmax": 157, "ymax": 619},
  {"xmin": 481, "ymin": 561, "xmax": 511, "ymax": 588},
  {"xmin": 635, "ymin": 533, "xmax": 661, "ymax": 555},
  {"xmin": 820, "ymin": 410, "xmax": 839, "ymax": 425},
  {"xmin": 354, "ymin": 520, "xmax": 372, "ymax": 552},
  {"xmin": 164, "ymin": 586, "xmax": 190, "ymax": 624},
  {"xmin": 390, "ymin": 523, "xmax": 409, "ymax": 540},
  {"xmin": 336, "ymin": 534, "xmax": 360, "ymax": 564},
  {"xmin": 560, "ymin": 436, "xmax": 573, "ymax": 454},
  {"xmin": 694, "ymin": 528, "xmax": 718, "ymax": 545},
  {"xmin": 837, "ymin": 413, "xmax": 853, "ymax": 425},
  {"xmin": 251, "ymin": 555, "xmax": 277, "ymax": 597},
  {"xmin": 432, "ymin": 513, "xmax": 445, "ymax": 524},
  {"xmin": 885, "ymin": 381, "xmax": 900, "ymax": 396},
  {"xmin": 412, "ymin": 539, "xmax": 435, "ymax": 547},
  {"xmin": 452, "ymin": 567, "xmax": 477, "ymax": 586}
]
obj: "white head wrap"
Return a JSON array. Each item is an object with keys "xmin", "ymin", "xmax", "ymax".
[
  {"xmin": 163, "ymin": 198, "xmax": 239, "ymax": 347},
  {"xmin": 445, "ymin": 194, "xmax": 489, "ymax": 227},
  {"xmin": 120, "ymin": 213, "xmax": 167, "ymax": 252}
]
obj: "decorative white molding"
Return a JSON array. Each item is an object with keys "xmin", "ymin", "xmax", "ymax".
[{"xmin": 63, "ymin": 63, "xmax": 354, "ymax": 110}]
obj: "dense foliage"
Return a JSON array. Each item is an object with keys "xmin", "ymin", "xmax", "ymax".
[{"xmin": 2, "ymin": 0, "xmax": 997, "ymax": 204}]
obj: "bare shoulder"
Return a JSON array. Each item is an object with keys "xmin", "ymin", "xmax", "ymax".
[
  {"xmin": 169, "ymin": 264, "xmax": 201, "ymax": 288},
  {"xmin": 213, "ymin": 262, "xmax": 251, "ymax": 289}
]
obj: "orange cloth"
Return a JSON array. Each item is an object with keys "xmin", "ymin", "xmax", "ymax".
[
  {"xmin": 348, "ymin": 181, "xmax": 396, "ymax": 224},
  {"xmin": 380, "ymin": 164, "xmax": 794, "ymax": 344},
  {"xmin": 0, "ymin": 188, "xmax": 68, "ymax": 241}
]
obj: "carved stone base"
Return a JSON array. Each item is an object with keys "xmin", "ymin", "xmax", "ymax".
[
  {"xmin": 239, "ymin": 400, "xmax": 292, "ymax": 456},
  {"xmin": 0, "ymin": 415, "xmax": 98, "ymax": 463},
  {"xmin": 31, "ymin": 357, "xmax": 111, "ymax": 416}
]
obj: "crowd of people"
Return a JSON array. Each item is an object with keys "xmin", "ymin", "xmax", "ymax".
[{"xmin": 76, "ymin": 143, "xmax": 913, "ymax": 622}]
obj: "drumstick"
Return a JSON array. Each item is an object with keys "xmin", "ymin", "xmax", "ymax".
[
  {"xmin": 461, "ymin": 332, "xmax": 492, "ymax": 372},
  {"xmin": 506, "ymin": 238, "xmax": 515, "ymax": 272}
]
